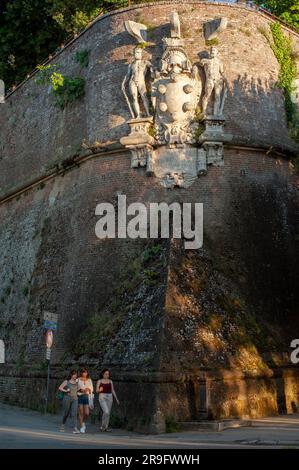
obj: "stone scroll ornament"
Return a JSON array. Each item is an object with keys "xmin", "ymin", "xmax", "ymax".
[{"xmin": 120, "ymin": 12, "xmax": 232, "ymax": 189}]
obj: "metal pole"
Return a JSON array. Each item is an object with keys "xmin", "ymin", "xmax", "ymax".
[{"xmin": 45, "ymin": 351, "xmax": 51, "ymax": 414}]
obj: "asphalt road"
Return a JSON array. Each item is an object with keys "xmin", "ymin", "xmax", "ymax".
[{"xmin": 1, "ymin": 403, "xmax": 299, "ymax": 449}]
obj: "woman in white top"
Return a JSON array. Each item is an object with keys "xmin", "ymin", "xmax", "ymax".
[{"xmin": 77, "ymin": 368, "xmax": 94, "ymax": 433}]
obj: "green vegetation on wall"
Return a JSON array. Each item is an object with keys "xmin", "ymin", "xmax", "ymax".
[
  {"xmin": 74, "ymin": 241, "xmax": 165, "ymax": 358},
  {"xmin": 2, "ymin": 1, "xmax": 299, "ymax": 90},
  {"xmin": 205, "ymin": 38, "xmax": 219, "ymax": 47},
  {"xmin": 53, "ymin": 76, "xmax": 85, "ymax": 109},
  {"xmin": 75, "ymin": 49, "xmax": 90, "ymax": 68},
  {"xmin": 269, "ymin": 22, "xmax": 297, "ymax": 124},
  {"xmin": 165, "ymin": 416, "xmax": 182, "ymax": 433},
  {"xmin": 36, "ymin": 61, "xmax": 85, "ymax": 109},
  {"xmin": 0, "ymin": 1, "xmax": 126, "ymax": 89},
  {"xmin": 260, "ymin": 21, "xmax": 299, "ymax": 169},
  {"xmin": 268, "ymin": 22, "xmax": 299, "ymax": 169}
]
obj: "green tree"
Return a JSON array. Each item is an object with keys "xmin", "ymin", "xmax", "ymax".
[
  {"xmin": 280, "ymin": 2, "xmax": 299, "ymax": 29},
  {"xmin": 256, "ymin": 1, "xmax": 299, "ymax": 28},
  {"xmin": 49, "ymin": 0, "xmax": 123, "ymax": 34},
  {"xmin": 0, "ymin": 0, "xmax": 125, "ymax": 89},
  {"xmin": 0, "ymin": 0, "xmax": 65, "ymax": 88},
  {"xmin": 3, "ymin": 0, "xmax": 298, "ymax": 91}
]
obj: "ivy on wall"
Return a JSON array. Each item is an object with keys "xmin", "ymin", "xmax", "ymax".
[
  {"xmin": 269, "ymin": 22, "xmax": 297, "ymax": 125},
  {"xmin": 262, "ymin": 21, "xmax": 299, "ymax": 169},
  {"xmin": 53, "ymin": 75, "xmax": 85, "ymax": 109},
  {"xmin": 36, "ymin": 60, "xmax": 85, "ymax": 109},
  {"xmin": 74, "ymin": 49, "xmax": 90, "ymax": 68}
]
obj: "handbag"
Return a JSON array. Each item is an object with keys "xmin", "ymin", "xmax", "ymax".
[
  {"xmin": 88, "ymin": 393, "xmax": 94, "ymax": 410},
  {"xmin": 57, "ymin": 390, "xmax": 65, "ymax": 401}
]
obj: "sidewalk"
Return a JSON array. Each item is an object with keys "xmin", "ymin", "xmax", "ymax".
[{"xmin": 0, "ymin": 403, "xmax": 299, "ymax": 449}]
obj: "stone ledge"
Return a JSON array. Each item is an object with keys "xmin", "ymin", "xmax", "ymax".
[
  {"xmin": 180, "ymin": 418, "xmax": 252, "ymax": 432},
  {"xmin": 0, "ymin": 140, "xmax": 296, "ymax": 205},
  {"xmin": 1, "ymin": 362, "xmax": 299, "ymax": 382}
]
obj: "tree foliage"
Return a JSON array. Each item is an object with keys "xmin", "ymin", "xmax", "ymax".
[
  {"xmin": 1, "ymin": 1, "xmax": 299, "ymax": 89},
  {"xmin": 269, "ymin": 22, "xmax": 297, "ymax": 123},
  {"xmin": 0, "ymin": 0, "xmax": 125, "ymax": 88},
  {"xmin": 256, "ymin": 1, "xmax": 299, "ymax": 29},
  {"xmin": 0, "ymin": 0, "xmax": 64, "ymax": 88}
]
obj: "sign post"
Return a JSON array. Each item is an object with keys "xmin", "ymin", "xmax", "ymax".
[
  {"xmin": 43, "ymin": 312, "xmax": 58, "ymax": 414},
  {"xmin": 0, "ymin": 339, "xmax": 5, "ymax": 364}
]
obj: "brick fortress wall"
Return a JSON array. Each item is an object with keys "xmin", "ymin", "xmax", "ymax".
[{"xmin": 0, "ymin": 2, "xmax": 299, "ymax": 431}]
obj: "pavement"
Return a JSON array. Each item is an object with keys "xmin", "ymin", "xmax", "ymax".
[{"xmin": 0, "ymin": 403, "xmax": 299, "ymax": 449}]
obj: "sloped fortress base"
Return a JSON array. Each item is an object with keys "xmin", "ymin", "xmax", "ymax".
[
  {"xmin": 1, "ymin": 225, "xmax": 298, "ymax": 433},
  {"xmin": 0, "ymin": 1, "xmax": 299, "ymax": 433}
]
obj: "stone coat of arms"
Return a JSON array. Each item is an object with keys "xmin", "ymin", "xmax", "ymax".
[{"xmin": 120, "ymin": 11, "xmax": 231, "ymax": 189}]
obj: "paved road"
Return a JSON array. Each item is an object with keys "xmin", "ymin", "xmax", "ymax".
[{"xmin": 0, "ymin": 403, "xmax": 299, "ymax": 449}]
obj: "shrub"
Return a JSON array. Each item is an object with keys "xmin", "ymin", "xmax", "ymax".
[
  {"xmin": 75, "ymin": 50, "xmax": 90, "ymax": 68},
  {"xmin": 165, "ymin": 416, "xmax": 182, "ymax": 433}
]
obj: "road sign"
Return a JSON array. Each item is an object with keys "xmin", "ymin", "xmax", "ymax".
[
  {"xmin": 43, "ymin": 312, "xmax": 58, "ymax": 331},
  {"xmin": 43, "ymin": 312, "xmax": 58, "ymax": 322},
  {"xmin": 43, "ymin": 312, "xmax": 57, "ymax": 414},
  {"xmin": 43, "ymin": 320, "xmax": 57, "ymax": 330},
  {"xmin": 0, "ymin": 340, "xmax": 5, "ymax": 363},
  {"xmin": 45, "ymin": 330, "xmax": 53, "ymax": 349}
]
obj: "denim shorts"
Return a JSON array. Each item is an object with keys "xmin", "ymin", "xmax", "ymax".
[{"xmin": 78, "ymin": 394, "xmax": 89, "ymax": 405}]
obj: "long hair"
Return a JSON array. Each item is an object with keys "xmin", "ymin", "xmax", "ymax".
[
  {"xmin": 100, "ymin": 368, "xmax": 110, "ymax": 378},
  {"xmin": 67, "ymin": 370, "xmax": 78, "ymax": 380},
  {"xmin": 79, "ymin": 367, "xmax": 90, "ymax": 379}
]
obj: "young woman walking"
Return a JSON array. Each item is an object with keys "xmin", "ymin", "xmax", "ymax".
[
  {"xmin": 77, "ymin": 368, "xmax": 94, "ymax": 433},
  {"xmin": 58, "ymin": 370, "xmax": 80, "ymax": 433},
  {"xmin": 96, "ymin": 368, "xmax": 120, "ymax": 432}
]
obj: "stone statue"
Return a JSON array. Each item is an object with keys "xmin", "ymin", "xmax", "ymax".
[
  {"xmin": 120, "ymin": 11, "xmax": 231, "ymax": 189},
  {"xmin": 201, "ymin": 47, "xmax": 227, "ymax": 116},
  {"xmin": 124, "ymin": 20, "xmax": 148, "ymax": 43},
  {"xmin": 121, "ymin": 47, "xmax": 152, "ymax": 119},
  {"xmin": 203, "ymin": 17, "xmax": 228, "ymax": 41}
]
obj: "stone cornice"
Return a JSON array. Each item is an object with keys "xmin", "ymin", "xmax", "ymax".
[{"xmin": 0, "ymin": 143, "xmax": 295, "ymax": 206}]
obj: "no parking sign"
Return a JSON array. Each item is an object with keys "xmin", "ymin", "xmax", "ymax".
[{"xmin": 43, "ymin": 312, "xmax": 58, "ymax": 414}]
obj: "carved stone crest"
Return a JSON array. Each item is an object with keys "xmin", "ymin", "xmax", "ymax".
[
  {"xmin": 120, "ymin": 11, "xmax": 232, "ymax": 189},
  {"xmin": 151, "ymin": 44, "xmax": 201, "ymax": 146}
]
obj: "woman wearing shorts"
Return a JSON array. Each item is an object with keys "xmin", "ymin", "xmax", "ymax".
[{"xmin": 77, "ymin": 368, "xmax": 93, "ymax": 433}]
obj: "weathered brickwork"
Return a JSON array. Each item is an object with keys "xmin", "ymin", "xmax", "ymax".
[
  {"xmin": 0, "ymin": 2, "xmax": 299, "ymax": 431},
  {"xmin": 0, "ymin": 2, "xmax": 298, "ymax": 199}
]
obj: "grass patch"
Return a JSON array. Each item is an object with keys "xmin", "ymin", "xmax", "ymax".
[
  {"xmin": 75, "ymin": 49, "xmax": 89, "ymax": 68},
  {"xmin": 53, "ymin": 76, "xmax": 85, "ymax": 109},
  {"xmin": 165, "ymin": 416, "xmax": 182, "ymax": 433},
  {"xmin": 205, "ymin": 38, "xmax": 219, "ymax": 47},
  {"xmin": 36, "ymin": 64, "xmax": 85, "ymax": 109},
  {"xmin": 75, "ymin": 310, "xmax": 125, "ymax": 357}
]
